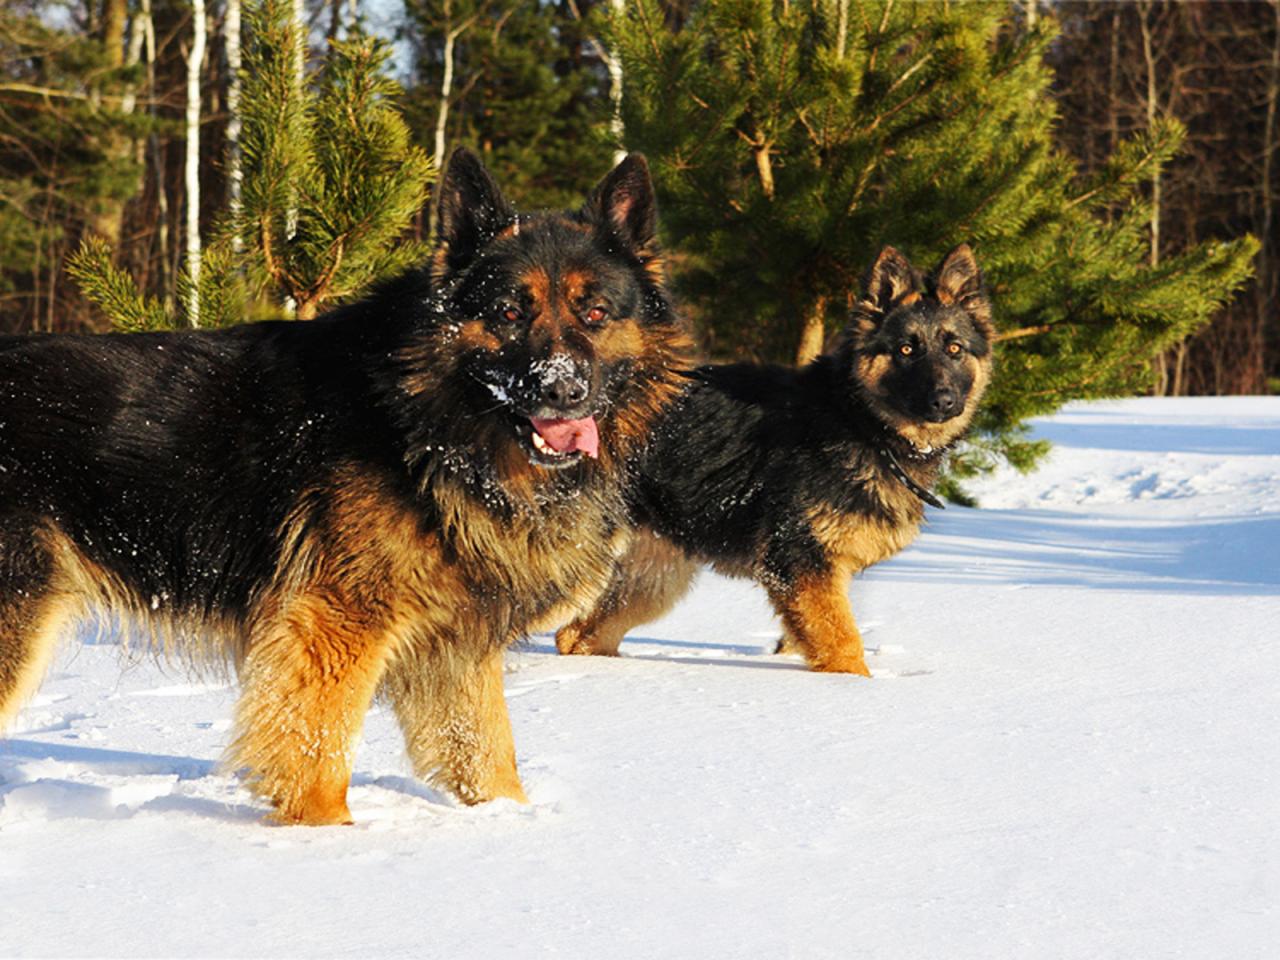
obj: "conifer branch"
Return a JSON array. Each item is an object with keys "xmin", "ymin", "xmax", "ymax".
[{"xmin": 66, "ymin": 236, "xmax": 168, "ymax": 331}]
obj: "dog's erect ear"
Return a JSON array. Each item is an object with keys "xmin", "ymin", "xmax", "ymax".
[
  {"xmin": 934, "ymin": 244, "xmax": 982, "ymax": 306},
  {"xmin": 432, "ymin": 147, "xmax": 516, "ymax": 278},
  {"xmin": 860, "ymin": 246, "xmax": 918, "ymax": 316},
  {"xmin": 934, "ymin": 243, "xmax": 992, "ymax": 330},
  {"xmin": 583, "ymin": 154, "xmax": 659, "ymax": 258}
]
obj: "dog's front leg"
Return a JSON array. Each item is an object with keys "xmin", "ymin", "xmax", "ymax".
[
  {"xmin": 231, "ymin": 591, "xmax": 402, "ymax": 826},
  {"xmin": 385, "ymin": 643, "xmax": 528, "ymax": 805},
  {"xmin": 766, "ymin": 566, "xmax": 871, "ymax": 677}
]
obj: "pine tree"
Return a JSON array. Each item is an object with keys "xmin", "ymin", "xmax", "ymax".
[
  {"xmin": 70, "ymin": 0, "xmax": 435, "ymax": 329},
  {"xmin": 468, "ymin": 1, "xmax": 614, "ymax": 210},
  {"xmin": 0, "ymin": 4, "xmax": 147, "ymax": 332},
  {"xmin": 404, "ymin": 0, "xmax": 614, "ymax": 211},
  {"xmin": 227, "ymin": 0, "xmax": 435, "ymax": 320},
  {"xmin": 613, "ymin": 0, "xmax": 1258, "ymax": 484}
]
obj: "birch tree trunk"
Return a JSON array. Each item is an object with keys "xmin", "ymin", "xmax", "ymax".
[
  {"xmin": 607, "ymin": 0, "xmax": 626, "ymax": 164},
  {"xmin": 185, "ymin": 0, "xmax": 207, "ymax": 327},
  {"xmin": 433, "ymin": 12, "xmax": 457, "ymax": 174},
  {"xmin": 1139, "ymin": 3, "xmax": 1160, "ymax": 271},
  {"xmin": 120, "ymin": 4, "xmax": 147, "ymax": 116},
  {"xmin": 428, "ymin": 30, "xmax": 456, "ymax": 238},
  {"xmin": 1138, "ymin": 1, "xmax": 1172, "ymax": 394},
  {"xmin": 282, "ymin": 0, "xmax": 306, "ymax": 314},
  {"xmin": 429, "ymin": 1, "xmax": 477, "ymax": 237},
  {"xmin": 566, "ymin": 0, "xmax": 626, "ymax": 162},
  {"xmin": 226, "ymin": 0, "xmax": 243, "ymax": 253}
]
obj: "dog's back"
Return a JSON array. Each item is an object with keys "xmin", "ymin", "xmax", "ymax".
[
  {"xmin": 0, "ymin": 316, "xmax": 410, "ymax": 621},
  {"xmin": 628, "ymin": 358, "xmax": 897, "ymax": 576}
]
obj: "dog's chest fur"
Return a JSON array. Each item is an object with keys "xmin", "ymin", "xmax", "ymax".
[{"xmin": 430, "ymin": 476, "xmax": 626, "ymax": 626}]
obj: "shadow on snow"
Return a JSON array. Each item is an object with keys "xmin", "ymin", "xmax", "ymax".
[{"xmin": 878, "ymin": 508, "xmax": 1280, "ymax": 596}]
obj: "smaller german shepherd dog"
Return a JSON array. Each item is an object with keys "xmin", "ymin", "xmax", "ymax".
[
  {"xmin": 556, "ymin": 245, "xmax": 994, "ymax": 676},
  {"xmin": 0, "ymin": 149, "xmax": 692, "ymax": 824}
]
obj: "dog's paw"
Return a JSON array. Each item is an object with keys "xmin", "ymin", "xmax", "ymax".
[
  {"xmin": 810, "ymin": 654, "xmax": 872, "ymax": 677},
  {"xmin": 554, "ymin": 625, "xmax": 597, "ymax": 656}
]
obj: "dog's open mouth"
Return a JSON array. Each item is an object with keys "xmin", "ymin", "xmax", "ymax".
[{"xmin": 524, "ymin": 415, "xmax": 599, "ymax": 468}]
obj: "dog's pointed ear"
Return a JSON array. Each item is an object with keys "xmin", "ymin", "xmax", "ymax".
[
  {"xmin": 432, "ymin": 147, "xmax": 516, "ymax": 279},
  {"xmin": 934, "ymin": 243, "xmax": 993, "ymax": 330},
  {"xmin": 859, "ymin": 246, "xmax": 917, "ymax": 317},
  {"xmin": 583, "ymin": 154, "xmax": 659, "ymax": 259},
  {"xmin": 934, "ymin": 244, "xmax": 982, "ymax": 305}
]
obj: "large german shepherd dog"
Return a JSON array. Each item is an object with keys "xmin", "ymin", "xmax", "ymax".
[
  {"xmin": 555, "ymin": 245, "xmax": 994, "ymax": 676},
  {"xmin": 0, "ymin": 149, "xmax": 692, "ymax": 824}
]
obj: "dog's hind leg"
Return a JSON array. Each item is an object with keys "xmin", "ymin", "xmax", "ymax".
[
  {"xmin": 767, "ymin": 568, "xmax": 871, "ymax": 677},
  {"xmin": 555, "ymin": 530, "xmax": 698, "ymax": 657},
  {"xmin": 230, "ymin": 591, "xmax": 404, "ymax": 826},
  {"xmin": 0, "ymin": 523, "xmax": 83, "ymax": 732},
  {"xmin": 385, "ymin": 644, "xmax": 528, "ymax": 805}
]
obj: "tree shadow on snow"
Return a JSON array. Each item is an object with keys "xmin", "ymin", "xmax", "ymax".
[
  {"xmin": 877, "ymin": 508, "xmax": 1280, "ymax": 596},
  {"xmin": 1029, "ymin": 417, "xmax": 1280, "ymax": 457}
]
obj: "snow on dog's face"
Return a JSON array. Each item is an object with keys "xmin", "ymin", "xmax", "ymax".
[
  {"xmin": 843, "ymin": 244, "xmax": 994, "ymax": 450},
  {"xmin": 397, "ymin": 149, "xmax": 692, "ymax": 504}
]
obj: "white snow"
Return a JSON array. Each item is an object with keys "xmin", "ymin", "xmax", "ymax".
[{"xmin": 2, "ymin": 397, "xmax": 1277, "ymax": 958}]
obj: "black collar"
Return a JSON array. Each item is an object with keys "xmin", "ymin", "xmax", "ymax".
[
  {"xmin": 843, "ymin": 389, "xmax": 948, "ymax": 510},
  {"xmin": 875, "ymin": 434, "xmax": 946, "ymax": 510}
]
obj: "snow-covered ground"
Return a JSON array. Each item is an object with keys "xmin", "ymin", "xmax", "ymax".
[{"xmin": 2, "ymin": 397, "xmax": 1277, "ymax": 959}]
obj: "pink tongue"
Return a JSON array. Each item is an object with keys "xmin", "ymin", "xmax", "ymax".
[{"xmin": 529, "ymin": 416, "xmax": 600, "ymax": 458}]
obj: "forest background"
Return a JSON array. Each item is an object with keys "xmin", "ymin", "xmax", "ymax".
[{"xmin": 1, "ymin": 0, "xmax": 1277, "ymax": 478}]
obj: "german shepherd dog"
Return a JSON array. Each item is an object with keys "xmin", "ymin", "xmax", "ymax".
[
  {"xmin": 555, "ymin": 245, "xmax": 993, "ymax": 676},
  {"xmin": 0, "ymin": 149, "xmax": 692, "ymax": 824}
]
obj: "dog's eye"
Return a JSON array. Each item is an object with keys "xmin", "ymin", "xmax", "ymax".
[
  {"xmin": 946, "ymin": 342, "xmax": 963, "ymax": 356},
  {"xmin": 500, "ymin": 305, "xmax": 523, "ymax": 323},
  {"xmin": 585, "ymin": 305, "xmax": 609, "ymax": 325},
  {"xmin": 898, "ymin": 343, "xmax": 914, "ymax": 357}
]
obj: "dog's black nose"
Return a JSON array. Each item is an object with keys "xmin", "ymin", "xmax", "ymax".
[
  {"xmin": 542, "ymin": 375, "xmax": 589, "ymax": 410},
  {"xmin": 929, "ymin": 388, "xmax": 958, "ymax": 418}
]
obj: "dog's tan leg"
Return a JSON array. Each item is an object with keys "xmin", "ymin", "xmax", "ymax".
[
  {"xmin": 0, "ymin": 593, "xmax": 81, "ymax": 733},
  {"xmin": 386, "ymin": 645, "xmax": 527, "ymax": 805},
  {"xmin": 231, "ymin": 592, "xmax": 400, "ymax": 826},
  {"xmin": 768, "ymin": 571, "xmax": 871, "ymax": 676},
  {"xmin": 556, "ymin": 531, "xmax": 697, "ymax": 656},
  {"xmin": 0, "ymin": 529, "xmax": 83, "ymax": 733}
]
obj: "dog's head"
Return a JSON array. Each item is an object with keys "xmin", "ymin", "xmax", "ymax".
[
  {"xmin": 399, "ymin": 149, "xmax": 690, "ymax": 499},
  {"xmin": 840, "ymin": 244, "xmax": 994, "ymax": 450}
]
